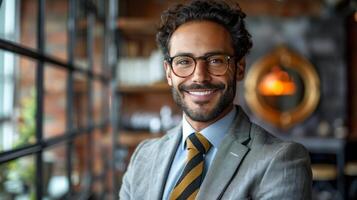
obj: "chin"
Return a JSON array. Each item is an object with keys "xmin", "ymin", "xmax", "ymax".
[
  {"xmin": 172, "ymin": 85, "xmax": 235, "ymax": 122},
  {"xmin": 184, "ymin": 102, "xmax": 224, "ymax": 122}
]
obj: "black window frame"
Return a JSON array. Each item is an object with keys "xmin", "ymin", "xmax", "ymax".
[{"xmin": 0, "ymin": 0, "xmax": 118, "ymax": 199}]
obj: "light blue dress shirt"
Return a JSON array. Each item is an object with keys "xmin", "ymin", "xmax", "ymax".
[{"xmin": 162, "ymin": 107, "xmax": 237, "ymax": 200}]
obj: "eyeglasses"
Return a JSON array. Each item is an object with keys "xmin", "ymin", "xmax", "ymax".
[{"xmin": 166, "ymin": 54, "xmax": 235, "ymax": 78}]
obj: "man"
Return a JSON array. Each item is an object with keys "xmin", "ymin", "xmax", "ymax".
[{"xmin": 120, "ymin": 1, "xmax": 312, "ymax": 199}]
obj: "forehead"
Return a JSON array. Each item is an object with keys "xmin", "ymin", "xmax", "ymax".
[{"xmin": 169, "ymin": 20, "xmax": 234, "ymax": 56}]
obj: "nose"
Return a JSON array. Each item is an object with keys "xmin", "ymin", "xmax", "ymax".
[{"xmin": 191, "ymin": 60, "xmax": 211, "ymax": 83}]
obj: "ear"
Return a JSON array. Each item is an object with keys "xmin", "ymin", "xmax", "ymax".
[
  {"xmin": 236, "ymin": 58, "xmax": 246, "ymax": 81},
  {"xmin": 164, "ymin": 61, "xmax": 173, "ymax": 86}
]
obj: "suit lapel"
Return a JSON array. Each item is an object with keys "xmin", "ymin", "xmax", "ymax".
[
  {"xmin": 197, "ymin": 107, "xmax": 252, "ymax": 200},
  {"xmin": 149, "ymin": 125, "xmax": 182, "ymax": 200}
]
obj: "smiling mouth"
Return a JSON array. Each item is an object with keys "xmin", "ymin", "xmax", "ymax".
[
  {"xmin": 179, "ymin": 83, "xmax": 224, "ymax": 102},
  {"xmin": 183, "ymin": 88, "xmax": 221, "ymax": 104},
  {"xmin": 187, "ymin": 90, "xmax": 216, "ymax": 95}
]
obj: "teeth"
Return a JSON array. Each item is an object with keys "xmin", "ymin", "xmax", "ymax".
[{"xmin": 188, "ymin": 90, "xmax": 213, "ymax": 96}]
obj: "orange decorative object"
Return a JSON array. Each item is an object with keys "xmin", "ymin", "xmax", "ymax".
[
  {"xmin": 244, "ymin": 45, "xmax": 320, "ymax": 129},
  {"xmin": 258, "ymin": 66, "xmax": 296, "ymax": 96}
]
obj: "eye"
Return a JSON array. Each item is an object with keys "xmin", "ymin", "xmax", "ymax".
[
  {"xmin": 173, "ymin": 56, "xmax": 194, "ymax": 66},
  {"xmin": 208, "ymin": 55, "xmax": 226, "ymax": 65}
]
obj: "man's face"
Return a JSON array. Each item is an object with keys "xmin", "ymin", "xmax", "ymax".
[{"xmin": 164, "ymin": 21, "xmax": 245, "ymax": 124}]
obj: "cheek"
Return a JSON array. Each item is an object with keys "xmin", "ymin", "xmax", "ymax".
[
  {"xmin": 220, "ymin": 71, "xmax": 236, "ymax": 87},
  {"xmin": 170, "ymin": 76, "xmax": 185, "ymax": 90}
]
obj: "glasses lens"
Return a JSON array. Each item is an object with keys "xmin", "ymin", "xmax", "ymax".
[
  {"xmin": 172, "ymin": 56, "xmax": 195, "ymax": 77},
  {"xmin": 207, "ymin": 55, "xmax": 229, "ymax": 75},
  {"xmin": 170, "ymin": 54, "xmax": 231, "ymax": 77}
]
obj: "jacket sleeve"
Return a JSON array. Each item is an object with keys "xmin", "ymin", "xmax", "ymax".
[
  {"xmin": 255, "ymin": 142, "xmax": 312, "ymax": 200},
  {"xmin": 119, "ymin": 140, "xmax": 149, "ymax": 200}
]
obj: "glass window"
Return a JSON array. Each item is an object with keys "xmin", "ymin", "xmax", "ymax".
[
  {"xmin": 91, "ymin": 130, "xmax": 110, "ymax": 197},
  {"xmin": 0, "ymin": 51, "xmax": 37, "ymax": 152},
  {"xmin": 93, "ymin": 23, "xmax": 104, "ymax": 75},
  {"xmin": 0, "ymin": 155, "xmax": 35, "ymax": 199},
  {"xmin": 0, "ymin": 0, "xmax": 20, "ymax": 43},
  {"xmin": 93, "ymin": 81, "xmax": 104, "ymax": 124},
  {"xmin": 0, "ymin": 50, "xmax": 16, "ymax": 151},
  {"xmin": 0, "ymin": 0, "xmax": 115, "ymax": 198},
  {"xmin": 73, "ymin": 73, "xmax": 89, "ymax": 129},
  {"xmin": 72, "ymin": 134, "xmax": 90, "ymax": 193},
  {"xmin": 0, "ymin": 0, "xmax": 38, "ymax": 49},
  {"xmin": 43, "ymin": 144, "xmax": 69, "ymax": 199},
  {"xmin": 44, "ymin": 0, "xmax": 69, "ymax": 61},
  {"xmin": 43, "ymin": 65, "xmax": 67, "ymax": 138},
  {"xmin": 0, "ymin": 0, "xmax": 19, "ymax": 151}
]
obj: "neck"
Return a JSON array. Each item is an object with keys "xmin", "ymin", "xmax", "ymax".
[{"xmin": 185, "ymin": 104, "xmax": 234, "ymax": 131}]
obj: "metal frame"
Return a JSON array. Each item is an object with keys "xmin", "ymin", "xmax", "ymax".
[
  {"xmin": 107, "ymin": 0, "xmax": 119, "ymax": 198},
  {"xmin": 0, "ymin": 0, "xmax": 117, "ymax": 199}
]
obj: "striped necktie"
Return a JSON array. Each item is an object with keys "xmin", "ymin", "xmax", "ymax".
[{"xmin": 170, "ymin": 132, "xmax": 212, "ymax": 200}]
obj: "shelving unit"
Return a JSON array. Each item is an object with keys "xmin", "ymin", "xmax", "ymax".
[
  {"xmin": 114, "ymin": 1, "xmax": 180, "ymax": 177},
  {"xmin": 117, "ymin": 17, "xmax": 157, "ymax": 35}
]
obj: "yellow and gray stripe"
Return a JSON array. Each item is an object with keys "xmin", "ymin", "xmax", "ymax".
[{"xmin": 170, "ymin": 132, "xmax": 212, "ymax": 200}]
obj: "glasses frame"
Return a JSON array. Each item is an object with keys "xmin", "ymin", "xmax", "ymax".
[{"xmin": 166, "ymin": 54, "xmax": 236, "ymax": 78}]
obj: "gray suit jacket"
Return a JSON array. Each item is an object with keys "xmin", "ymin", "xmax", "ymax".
[{"xmin": 119, "ymin": 107, "xmax": 312, "ymax": 200}]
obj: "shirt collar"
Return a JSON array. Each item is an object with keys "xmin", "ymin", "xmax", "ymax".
[{"xmin": 181, "ymin": 107, "xmax": 237, "ymax": 151}]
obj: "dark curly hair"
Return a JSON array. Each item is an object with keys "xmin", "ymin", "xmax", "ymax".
[{"xmin": 156, "ymin": 0, "xmax": 252, "ymax": 60}]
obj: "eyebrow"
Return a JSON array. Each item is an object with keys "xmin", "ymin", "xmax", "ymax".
[{"xmin": 171, "ymin": 51, "xmax": 231, "ymax": 58}]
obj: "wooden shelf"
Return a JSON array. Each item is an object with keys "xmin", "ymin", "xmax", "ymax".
[
  {"xmin": 79, "ymin": 17, "xmax": 158, "ymax": 36},
  {"xmin": 118, "ymin": 131, "xmax": 163, "ymax": 147},
  {"xmin": 117, "ymin": 82, "xmax": 170, "ymax": 93},
  {"xmin": 77, "ymin": 19, "xmax": 105, "ymax": 32},
  {"xmin": 117, "ymin": 17, "xmax": 158, "ymax": 35}
]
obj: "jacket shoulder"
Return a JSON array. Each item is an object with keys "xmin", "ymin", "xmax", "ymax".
[
  {"xmin": 242, "ymin": 123, "xmax": 312, "ymax": 199},
  {"xmin": 248, "ymin": 123, "xmax": 309, "ymax": 157},
  {"xmin": 129, "ymin": 125, "xmax": 180, "ymax": 165}
]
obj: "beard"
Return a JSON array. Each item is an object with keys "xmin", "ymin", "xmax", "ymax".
[{"xmin": 172, "ymin": 80, "xmax": 236, "ymax": 122}]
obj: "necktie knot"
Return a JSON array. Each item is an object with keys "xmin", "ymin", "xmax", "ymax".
[
  {"xmin": 186, "ymin": 132, "xmax": 212, "ymax": 154},
  {"xmin": 169, "ymin": 132, "xmax": 212, "ymax": 200}
]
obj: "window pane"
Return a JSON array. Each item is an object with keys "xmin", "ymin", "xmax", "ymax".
[
  {"xmin": 0, "ymin": 51, "xmax": 37, "ymax": 152},
  {"xmin": 0, "ymin": 0, "xmax": 38, "ymax": 49},
  {"xmin": 93, "ymin": 81, "xmax": 110, "ymax": 126},
  {"xmin": 93, "ymin": 81, "xmax": 104, "ymax": 124},
  {"xmin": 92, "ymin": 129, "xmax": 112, "ymax": 196},
  {"xmin": 20, "ymin": 0, "xmax": 38, "ymax": 49},
  {"xmin": 45, "ymin": 0, "xmax": 68, "ymax": 61},
  {"xmin": 93, "ymin": 23, "xmax": 104, "ymax": 75},
  {"xmin": 102, "ymin": 125, "xmax": 113, "ymax": 199},
  {"xmin": 100, "ymin": 83, "xmax": 110, "ymax": 125},
  {"xmin": 72, "ymin": 134, "xmax": 90, "ymax": 193},
  {"xmin": 43, "ymin": 144, "xmax": 69, "ymax": 199},
  {"xmin": 0, "ymin": 155, "xmax": 35, "ymax": 199},
  {"xmin": 0, "ymin": 51, "xmax": 16, "ymax": 119},
  {"xmin": 73, "ymin": 73, "xmax": 88, "ymax": 129},
  {"xmin": 73, "ymin": 5, "xmax": 107, "ymax": 75},
  {"xmin": 74, "ymin": 25, "xmax": 88, "ymax": 70},
  {"xmin": 74, "ymin": 2, "xmax": 89, "ymax": 71},
  {"xmin": 44, "ymin": 66, "xmax": 67, "ymax": 138}
]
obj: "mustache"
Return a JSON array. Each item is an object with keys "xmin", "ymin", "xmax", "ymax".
[{"xmin": 179, "ymin": 83, "xmax": 225, "ymax": 91}]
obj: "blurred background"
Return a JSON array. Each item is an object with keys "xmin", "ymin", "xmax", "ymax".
[{"xmin": 0, "ymin": 0, "xmax": 356, "ymax": 199}]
